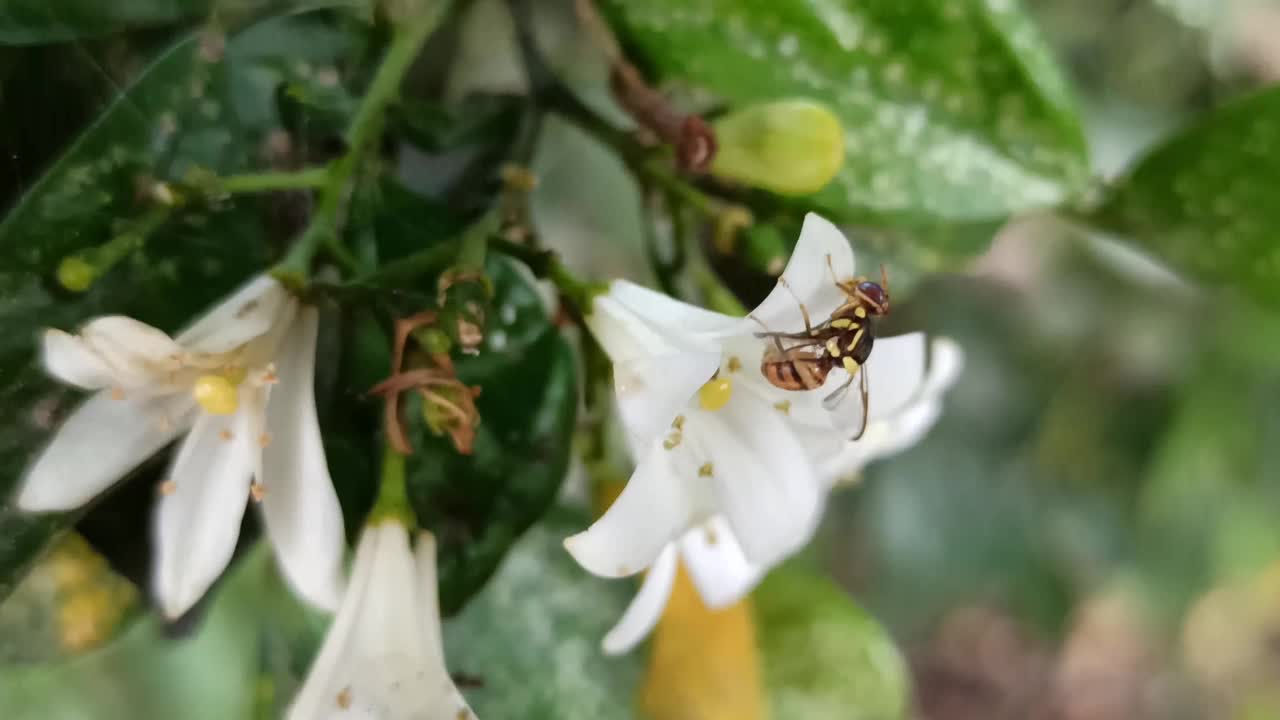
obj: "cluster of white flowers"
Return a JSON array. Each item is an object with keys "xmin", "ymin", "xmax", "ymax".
[
  {"xmin": 14, "ymin": 212, "xmax": 960, "ymax": 715},
  {"xmin": 565, "ymin": 214, "xmax": 962, "ymax": 653}
]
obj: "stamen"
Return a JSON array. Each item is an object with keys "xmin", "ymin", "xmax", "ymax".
[
  {"xmin": 249, "ymin": 483, "xmax": 266, "ymax": 502},
  {"xmin": 726, "ymin": 356, "xmax": 742, "ymax": 373},
  {"xmin": 336, "ymin": 687, "xmax": 352, "ymax": 710},
  {"xmin": 698, "ymin": 462, "xmax": 714, "ymax": 477},
  {"xmin": 219, "ymin": 429, "xmax": 234, "ymax": 442},
  {"xmin": 697, "ymin": 377, "xmax": 733, "ymax": 411},
  {"xmin": 193, "ymin": 374, "xmax": 239, "ymax": 415},
  {"xmin": 258, "ymin": 432, "xmax": 272, "ymax": 448},
  {"xmin": 110, "ymin": 387, "xmax": 125, "ymax": 401},
  {"xmin": 663, "ymin": 432, "xmax": 682, "ymax": 450},
  {"xmin": 774, "ymin": 400, "xmax": 791, "ymax": 415},
  {"xmin": 672, "ymin": 415, "xmax": 686, "ymax": 431},
  {"xmin": 158, "ymin": 480, "xmax": 177, "ymax": 496}
]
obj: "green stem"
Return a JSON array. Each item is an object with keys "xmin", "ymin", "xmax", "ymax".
[
  {"xmin": 370, "ymin": 441, "xmax": 416, "ymax": 527},
  {"xmin": 490, "ymin": 237, "xmax": 607, "ymax": 317},
  {"xmin": 219, "ymin": 167, "xmax": 329, "ymax": 194},
  {"xmin": 273, "ymin": 1, "xmax": 452, "ymax": 285},
  {"xmin": 58, "ymin": 204, "xmax": 173, "ymax": 292}
]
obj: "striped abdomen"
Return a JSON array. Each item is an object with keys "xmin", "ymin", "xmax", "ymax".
[{"xmin": 761, "ymin": 354, "xmax": 831, "ymax": 392}]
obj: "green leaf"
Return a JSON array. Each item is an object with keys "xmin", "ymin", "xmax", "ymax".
[
  {"xmin": 404, "ymin": 258, "xmax": 579, "ymax": 614},
  {"xmin": 755, "ymin": 564, "xmax": 910, "ymax": 720},
  {"xmin": 0, "ymin": 12, "xmax": 358, "ymax": 603},
  {"xmin": 0, "ymin": 544, "xmax": 273, "ymax": 720},
  {"xmin": 443, "ymin": 508, "xmax": 642, "ymax": 719},
  {"xmin": 601, "ymin": 0, "xmax": 1088, "ymax": 225},
  {"xmin": 0, "ymin": 0, "xmax": 365, "ymax": 45},
  {"xmin": 1090, "ymin": 88, "xmax": 1280, "ymax": 308}
]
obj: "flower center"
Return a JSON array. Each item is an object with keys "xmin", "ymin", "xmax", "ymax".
[
  {"xmin": 697, "ymin": 376, "xmax": 733, "ymax": 411},
  {"xmin": 192, "ymin": 371, "xmax": 243, "ymax": 415}
]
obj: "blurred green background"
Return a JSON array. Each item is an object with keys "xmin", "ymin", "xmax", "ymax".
[{"xmin": 2, "ymin": 0, "xmax": 1280, "ymax": 718}]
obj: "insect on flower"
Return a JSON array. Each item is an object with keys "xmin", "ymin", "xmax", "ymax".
[{"xmin": 754, "ymin": 260, "xmax": 891, "ymax": 440}]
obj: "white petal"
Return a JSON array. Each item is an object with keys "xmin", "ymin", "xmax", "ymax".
[
  {"xmin": 259, "ymin": 308, "xmax": 346, "ymax": 611},
  {"xmin": 697, "ymin": 393, "xmax": 824, "ymax": 567},
  {"xmin": 414, "ymin": 532, "xmax": 476, "ymax": 716},
  {"xmin": 288, "ymin": 524, "xmax": 384, "ymax": 720},
  {"xmin": 749, "ymin": 213, "xmax": 856, "ymax": 333},
  {"xmin": 289, "ymin": 523, "xmax": 473, "ymax": 720},
  {"xmin": 606, "ymin": 280, "xmax": 741, "ymax": 338},
  {"xmin": 17, "ymin": 392, "xmax": 194, "ymax": 511},
  {"xmin": 865, "ymin": 332, "xmax": 927, "ymax": 421},
  {"xmin": 679, "ymin": 518, "xmax": 766, "ymax": 609},
  {"xmin": 41, "ymin": 329, "xmax": 115, "ymax": 389},
  {"xmin": 614, "ymin": 350, "xmax": 722, "ymax": 448},
  {"xmin": 923, "ymin": 337, "xmax": 965, "ymax": 396},
  {"xmin": 177, "ymin": 275, "xmax": 291, "ymax": 354},
  {"xmin": 564, "ymin": 438, "xmax": 697, "ymax": 578},
  {"xmin": 822, "ymin": 337, "xmax": 964, "ymax": 480},
  {"xmin": 81, "ymin": 316, "xmax": 184, "ymax": 382},
  {"xmin": 602, "ymin": 545, "xmax": 679, "ymax": 655},
  {"xmin": 152, "ymin": 404, "xmax": 255, "ymax": 619}
]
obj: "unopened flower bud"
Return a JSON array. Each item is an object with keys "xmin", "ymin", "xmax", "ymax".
[
  {"xmin": 709, "ymin": 99, "xmax": 844, "ymax": 196},
  {"xmin": 56, "ymin": 256, "xmax": 97, "ymax": 293}
]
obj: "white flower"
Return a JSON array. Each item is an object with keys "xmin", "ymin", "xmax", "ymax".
[
  {"xmin": 565, "ymin": 213, "xmax": 964, "ymax": 653},
  {"xmin": 17, "ymin": 275, "xmax": 345, "ymax": 618},
  {"xmin": 289, "ymin": 522, "xmax": 476, "ymax": 720}
]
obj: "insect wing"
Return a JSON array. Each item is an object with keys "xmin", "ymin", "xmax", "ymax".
[{"xmin": 821, "ymin": 365, "xmax": 869, "ymax": 440}]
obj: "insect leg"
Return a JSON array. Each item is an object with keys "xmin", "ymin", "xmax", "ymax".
[{"xmin": 776, "ymin": 276, "xmax": 815, "ymax": 334}]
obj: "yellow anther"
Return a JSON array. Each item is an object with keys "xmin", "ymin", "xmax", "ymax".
[
  {"xmin": 774, "ymin": 400, "xmax": 791, "ymax": 415},
  {"xmin": 698, "ymin": 462, "xmax": 714, "ymax": 477},
  {"xmin": 672, "ymin": 415, "xmax": 686, "ymax": 431},
  {"xmin": 698, "ymin": 377, "xmax": 733, "ymax": 411},
  {"xmin": 726, "ymin": 356, "xmax": 743, "ymax": 373},
  {"xmin": 193, "ymin": 374, "xmax": 239, "ymax": 415},
  {"xmin": 663, "ymin": 432, "xmax": 682, "ymax": 450},
  {"xmin": 842, "ymin": 357, "xmax": 860, "ymax": 374}
]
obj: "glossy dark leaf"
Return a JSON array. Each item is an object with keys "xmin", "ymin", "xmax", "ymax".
[
  {"xmin": 403, "ymin": 259, "xmax": 578, "ymax": 614},
  {"xmin": 1090, "ymin": 88, "xmax": 1280, "ymax": 308},
  {"xmin": 0, "ymin": 0, "xmax": 365, "ymax": 45}
]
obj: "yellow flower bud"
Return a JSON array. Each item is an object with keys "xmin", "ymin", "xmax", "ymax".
[
  {"xmin": 57, "ymin": 256, "xmax": 97, "ymax": 293},
  {"xmin": 710, "ymin": 99, "xmax": 845, "ymax": 196}
]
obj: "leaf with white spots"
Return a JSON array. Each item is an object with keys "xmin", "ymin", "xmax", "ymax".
[
  {"xmin": 443, "ymin": 509, "xmax": 642, "ymax": 719},
  {"xmin": 1091, "ymin": 88, "xmax": 1280, "ymax": 308},
  {"xmin": 600, "ymin": 0, "xmax": 1089, "ymax": 225}
]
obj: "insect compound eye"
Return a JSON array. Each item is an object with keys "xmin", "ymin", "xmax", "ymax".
[{"xmin": 857, "ymin": 282, "xmax": 888, "ymax": 312}]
